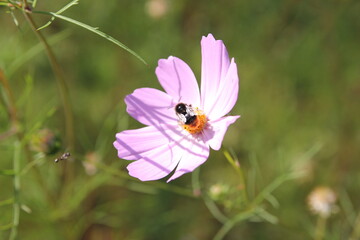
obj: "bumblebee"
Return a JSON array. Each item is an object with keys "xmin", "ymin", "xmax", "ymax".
[{"xmin": 175, "ymin": 103, "xmax": 207, "ymax": 134}]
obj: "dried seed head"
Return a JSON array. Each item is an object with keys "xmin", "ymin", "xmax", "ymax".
[{"xmin": 307, "ymin": 186, "xmax": 337, "ymax": 218}]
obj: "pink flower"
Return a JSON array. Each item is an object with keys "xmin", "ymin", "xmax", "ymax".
[{"xmin": 113, "ymin": 34, "xmax": 240, "ymax": 182}]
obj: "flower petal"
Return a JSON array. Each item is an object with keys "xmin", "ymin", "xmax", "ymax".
[
  {"xmin": 126, "ymin": 144, "xmax": 180, "ymax": 181},
  {"xmin": 156, "ymin": 56, "xmax": 200, "ymax": 107},
  {"xmin": 200, "ymin": 34, "xmax": 231, "ymax": 114},
  {"xmin": 167, "ymin": 138, "xmax": 209, "ymax": 182},
  {"xmin": 206, "ymin": 59, "xmax": 239, "ymax": 120},
  {"xmin": 125, "ymin": 88, "xmax": 177, "ymax": 126},
  {"xmin": 114, "ymin": 124, "xmax": 186, "ymax": 181},
  {"xmin": 202, "ymin": 115, "xmax": 240, "ymax": 151},
  {"xmin": 114, "ymin": 124, "xmax": 179, "ymax": 160}
]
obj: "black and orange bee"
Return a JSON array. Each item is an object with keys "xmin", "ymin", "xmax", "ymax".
[{"xmin": 175, "ymin": 103, "xmax": 207, "ymax": 134}]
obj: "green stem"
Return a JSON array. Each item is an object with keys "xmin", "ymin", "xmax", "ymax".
[
  {"xmin": 223, "ymin": 150, "xmax": 249, "ymax": 204},
  {"xmin": 9, "ymin": 141, "xmax": 21, "ymax": 240},
  {"xmin": 0, "ymin": 70, "xmax": 18, "ymax": 125},
  {"xmin": 213, "ymin": 208, "xmax": 256, "ymax": 240},
  {"xmin": 350, "ymin": 212, "xmax": 360, "ymax": 240},
  {"xmin": 192, "ymin": 168, "xmax": 229, "ymax": 224},
  {"xmin": 203, "ymin": 194, "xmax": 229, "ymax": 224},
  {"xmin": 22, "ymin": 5, "xmax": 74, "ymax": 151},
  {"xmin": 22, "ymin": 3, "xmax": 75, "ymax": 192},
  {"xmin": 253, "ymin": 173, "xmax": 296, "ymax": 206},
  {"xmin": 314, "ymin": 216, "xmax": 327, "ymax": 240},
  {"xmin": 0, "ymin": 69, "xmax": 55, "ymax": 205}
]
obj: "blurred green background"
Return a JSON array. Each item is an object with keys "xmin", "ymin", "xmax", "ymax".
[{"xmin": 1, "ymin": 0, "xmax": 360, "ymax": 239}]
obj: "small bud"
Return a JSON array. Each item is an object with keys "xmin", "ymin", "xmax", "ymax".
[
  {"xmin": 307, "ymin": 186, "xmax": 337, "ymax": 218},
  {"xmin": 82, "ymin": 152, "xmax": 100, "ymax": 175},
  {"xmin": 208, "ymin": 183, "xmax": 230, "ymax": 201}
]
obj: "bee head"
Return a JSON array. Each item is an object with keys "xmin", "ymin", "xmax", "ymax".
[{"xmin": 175, "ymin": 103, "xmax": 187, "ymax": 115}]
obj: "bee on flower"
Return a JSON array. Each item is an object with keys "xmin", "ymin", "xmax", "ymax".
[{"xmin": 113, "ymin": 34, "xmax": 240, "ymax": 182}]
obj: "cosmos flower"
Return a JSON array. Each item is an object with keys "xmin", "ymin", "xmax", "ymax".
[{"xmin": 113, "ymin": 34, "xmax": 240, "ymax": 182}]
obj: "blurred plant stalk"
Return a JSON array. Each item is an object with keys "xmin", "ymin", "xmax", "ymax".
[
  {"xmin": 20, "ymin": 0, "xmax": 76, "ymax": 192},
  {"xmin": 9, "ymin": 141, "xmax": 21, "ymax": 240},
  {"xmin": 21, "ymin": 0, "xmax": 75, "ymax": 152},
  {"xmin": 0, "ymin": 69, "xmax": 55, "ymax": 202},
  {"xmin": 350, "ymin": 212, "xmax": 360, "ymax": 240}
]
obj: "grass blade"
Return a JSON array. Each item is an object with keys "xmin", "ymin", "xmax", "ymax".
[
  {"xmin": 33, "ymin": 11, "xmax": 147, "ymax": 65},
  {"xmin": 37, "ymin": 0, "xmax": 79, "ymax": 31}
]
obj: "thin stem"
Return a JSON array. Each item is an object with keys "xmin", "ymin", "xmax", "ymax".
[
  {"xmin": 213, "ymin": 207, "xmax": 256, "ymax": 240},
  {"xmin": 22, "ymin": 5, "xmax": 74, "ymax": 151},
  {"xmin": 350, "ymin": 212, "xmax": 360, "ymax": 240},
  {"xmin": 22, "ymin": 3, "xmax": 75, "ymax": 191},
  {"xmin": 9, "ymin": 141, "xmax": 21, "ymax": 240},
  {"xmin": 211, "ymin": 171, "xmax": 296, "ymax": 239},
  {"xmin": 202, "ymin": 194, "xmax": 229, "ymax": 224},
  {"xmin": 0, "ymin": 70, "xmax": 18, "ymax": 124},
  {"xmin": 253, "ymin": 173, "xmax": 296, "ymax": 206},
  {"xmin": 0, "ymin": 128, "xmax": 17, "ymax": 141},
  {"xmin": 314, "ymin": 216, "xmax": 327, "ymax": 240},
  {"xmin": 0, "ymin": 69, "xmax": 55, "ymax": 205},
  {"xmin": 192, "ymin": 168, "xmax": 229, "ymax": 224},
  {"xmin": 223, "ymin": 150, "xmax": 249, "ymax": 204}
]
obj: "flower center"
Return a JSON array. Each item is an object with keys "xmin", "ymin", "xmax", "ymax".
[
  {"xmin": 175, "ymin": 103, "xmax": 208, "ymax": 134},
  {"xmin": 182, "ymin": 112, "xmax": 207, "ymax": 134}
]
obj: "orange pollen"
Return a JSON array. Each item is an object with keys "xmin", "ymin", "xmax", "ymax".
[{"xmin": 182, "ymin": 113, "xmax": 207, "ymax": 134}]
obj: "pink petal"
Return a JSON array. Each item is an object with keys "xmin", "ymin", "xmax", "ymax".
[
  {"xmin": 125, "ymin": 88, "xmax": 177, "ymax": 126},
  {"xmin": 114, "ymin": 124, "xmax": 186, "ymax": 181},
  {"xmin": 156, "ymin": 56, "xmax": 200, "ymax": 107},
  {"xmin": 167, "ymin": 138, "xmax": 209, "ymax": 182},
  {"xmin": 126, "ymin": 144, "xmax": 180, "ymax": 181},
  {"xmin": 202, "ymin": 115, "xmax": 240, "ymax": 151},
  {"xmin": 200, "ymin": 34, "xmax": 231, "ymax": 114},
  {"xmin": 114, "ymin": 124, "xmax": 181, "ymax": 160},
  {"xmin": 206, "ymin": 59, "xmax": 239, "ymax": 120}
]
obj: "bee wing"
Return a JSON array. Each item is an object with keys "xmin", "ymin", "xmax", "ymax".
[
  {"xmin": 176, "ymin": 113, "xmax": 187, "ymax": 124},
  {"xmin": 186, "ymin": 106, "xmax": 196, "ymax": 116}
]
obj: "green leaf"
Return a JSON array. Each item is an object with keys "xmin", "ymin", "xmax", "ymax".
[
  {"xmin": 37, "ymin": 0, "xmax": 79, "ymax": 31},
  {"xmin": 256, "ymin": 208, "xmax": 278, "ymax": 224},
  {"xmin": 33, "ymin": 11, "xmax": 147, "ymax": 65},
  {"xmin": 253, "ymin": 172, "xmax": 298, "ymax": 206}
]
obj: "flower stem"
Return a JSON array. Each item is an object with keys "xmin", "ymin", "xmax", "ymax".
[
  {"xmin": 213, "ymin": 207, "xmax": 256, "ymax": 240},
  {"xmin": 9, "ymin": 141, "xmax": 21, "ymax": 240},
  {"xmin": 349, "ymin": 212, "xmax": 360, "ymax": 240},
  {"xmin": 21, "ymin": 4, "xmax": 74, "ymax": 151},
  {"xmin": 0, "ymin": 69, "xmax": 55, "ymax": 205},
  {"xmin": 0, "ymin": 70, "xmax": 17, "ymax": 124},
  {"xmin": 314, "ymin": 216, "xmax": 327, "ymax": 240},
  {"xmin": 223, "ymin": 149, "xmax": 249, "ymax": 204},
  {"xmin": 21, "ymin": 2, "xmax": 75, "ymax": 189},
  {"xmin": 192, "ymin": 168, "xmax": 229, "ymax": 224}
]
